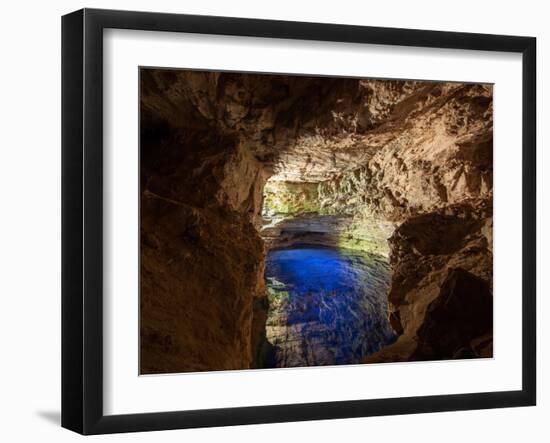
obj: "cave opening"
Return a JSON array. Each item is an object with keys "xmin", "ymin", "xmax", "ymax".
[{"xmin": 256, "ymin": 177, "xmax": 396, "ymax": 368}]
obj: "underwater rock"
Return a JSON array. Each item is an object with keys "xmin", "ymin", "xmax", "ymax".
[{"xmin": 263, "ymin": 247, "xmax": 395, "ymax": 367}]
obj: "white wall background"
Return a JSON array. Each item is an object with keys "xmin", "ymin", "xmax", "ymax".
[{"xmin": 0, "ymin": 0, "xmax": 546, "ymax": 441}]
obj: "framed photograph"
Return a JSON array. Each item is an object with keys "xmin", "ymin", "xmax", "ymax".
[{"xmin": 62, "ymin": 8, "xmax": 536, "ymax": 435}]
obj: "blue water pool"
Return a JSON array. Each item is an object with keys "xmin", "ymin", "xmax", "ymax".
[{"xmin": 264, "ymin": 246, "xmax": 396, "ymax": 367}]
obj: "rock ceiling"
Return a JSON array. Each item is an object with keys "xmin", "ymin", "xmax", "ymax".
[{"xmin": 141, "ymin": 70, "xmax": 491, "ymax": 184}]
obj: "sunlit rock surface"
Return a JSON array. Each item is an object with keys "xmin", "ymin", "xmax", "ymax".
[{"xmin": 260, "ymin": 180, "xmax": 392, "ymax": 256}]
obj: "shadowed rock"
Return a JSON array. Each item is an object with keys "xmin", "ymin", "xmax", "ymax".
[{"xmin": 413, "ymin": 267, "xmax": 493, "ymax": 360}]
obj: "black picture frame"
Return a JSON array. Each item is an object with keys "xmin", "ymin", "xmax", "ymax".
[{"xmin": 62, "ymin": 8, "xmax": 537, "ymax": 435}]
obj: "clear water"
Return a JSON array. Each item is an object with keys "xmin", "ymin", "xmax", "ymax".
[{"xmin": 264, "ymin": 246, "xmax": 396, "ymax": 367}]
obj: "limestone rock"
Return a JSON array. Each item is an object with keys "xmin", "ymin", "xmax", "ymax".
[{"xmin": 140, "ymin": 68, "xmax": 493, "ymax": 372}]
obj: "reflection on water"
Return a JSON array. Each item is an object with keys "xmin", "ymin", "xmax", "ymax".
[{"xmin": 264, "ymin": 246, "xmax": 395, "ymax": 368}]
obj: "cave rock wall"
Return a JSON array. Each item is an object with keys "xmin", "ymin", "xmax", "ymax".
[{"xmin": 140, "ymin": 69, "xmax": 493, "ymax": 371}]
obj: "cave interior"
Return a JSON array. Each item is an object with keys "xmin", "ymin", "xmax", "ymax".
[{"xmin": 139, "ymin": 69, "xmax": 494, "ymax": 374}]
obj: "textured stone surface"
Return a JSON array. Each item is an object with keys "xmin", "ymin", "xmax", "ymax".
[
  {"xmin": 365, "ymin": 202, "xmax": 493, "ymax": 362},
  {"xmin": 140, "ymin": 68, "xmax": 493, "ymax": 372},
  {"xmin": 140, "ymin": 81, "xmax": 268, "ymax": 373},
  {"xmin": 261, "ymin": 180, "xmax": 392, "ymax": 256}
]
